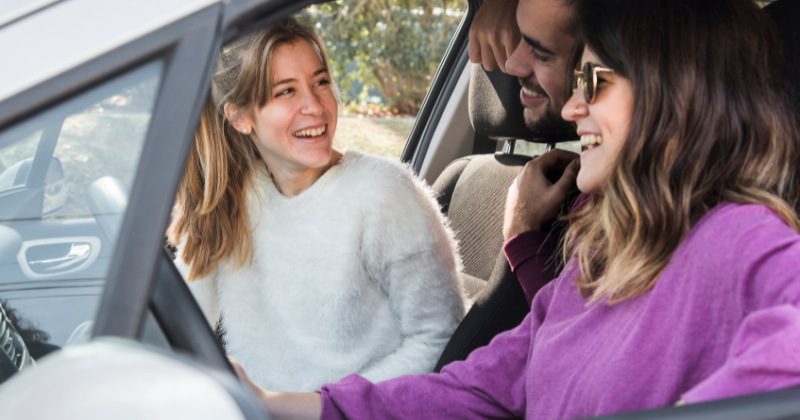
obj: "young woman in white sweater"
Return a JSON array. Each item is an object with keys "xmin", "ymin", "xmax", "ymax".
[{"xmin": 167, "ymin": 18, "xmax": 466, "ymax": 393}]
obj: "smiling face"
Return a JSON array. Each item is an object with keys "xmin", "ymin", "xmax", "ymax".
[
  {"xmin": 238, "ymin": 39, "xmax": 338, "ymax": 175},
  {"xmin": 562, "ymin": 47, "xmax": 633, "ymax": 194},
  {"xmin": 506, "ymin": 0, "xmax": 576, "ymax": 133}
]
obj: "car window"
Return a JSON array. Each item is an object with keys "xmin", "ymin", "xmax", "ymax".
[
  {"xmin": 294, "ymin": 0, "xmax": 466, "ymax": 159},
  {"xmin": 0, "ymin": 60, "xmax": 163, "ymax": 368}
]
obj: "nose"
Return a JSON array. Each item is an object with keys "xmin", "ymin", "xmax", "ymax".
[
  {"xmin": 506, "ymin": 39, "xmax": 532, "ymax": 79},
  {"xmin": 561, "ymin": 85, "xmax": 588, "ymax": 122},
  {"xmin": 300, "ymin": 89, "xmax": 324, "ymax": 116}
]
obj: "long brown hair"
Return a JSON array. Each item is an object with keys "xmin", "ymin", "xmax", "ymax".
[
  {"xmin": 565, "ymin": 0, "xmax": 800, "ymax": 303},
  {"xmin": 168, "ymin": 18, "xmax": 336, "ymax": 281}
]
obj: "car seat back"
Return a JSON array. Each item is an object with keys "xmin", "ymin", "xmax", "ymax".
[{"xmin": 432, "ymin": 64, "xmax": 574, "ymax": 371}]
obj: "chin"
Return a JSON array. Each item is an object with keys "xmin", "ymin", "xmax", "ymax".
[
  {"xmin": 523, "ymin": 107, "xmax": 547, "ymax": 126},
  {"xmin": 296, "ymin": 148, "xmax": 333, "ymax": 168},
  {"xmin": 576, "ymin": 170, "xmax": 602, "ymax": 195}
]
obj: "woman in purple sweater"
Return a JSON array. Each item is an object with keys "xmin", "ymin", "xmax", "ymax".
[{"xmin": 230, "ymin": 0, "xmax": 800, "ymax": 418}]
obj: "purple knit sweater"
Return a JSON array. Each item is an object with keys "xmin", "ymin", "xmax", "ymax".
[{"xmin": 319, "ymin": 203, "xmax": 800, "ymax": 420}]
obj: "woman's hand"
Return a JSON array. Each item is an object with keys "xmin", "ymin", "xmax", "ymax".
[
  {"xmin": 228, "ymin": 356, "xmax": 322, "ymax": 420},
  {"xmin": 503, "ymin": 149, "xmax": 579, "ymax": 241}
]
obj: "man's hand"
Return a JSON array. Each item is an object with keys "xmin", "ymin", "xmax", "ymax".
[
  {"xmin": 469, "ymin": 0, "xmax": 521, "ymax": 73},
  {"xmin": 503, "ymin": 149, "xmax": 579, "ymax": 241}
]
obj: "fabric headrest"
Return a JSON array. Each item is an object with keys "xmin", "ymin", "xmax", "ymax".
[
  {"xmin": 765, "ymin": 0, "xmax": 800, "ymax": 115},
  {"xmin": 468, "ymin": 64, "xmax": 574, "ymax": 143},
  {"xmin": 469, "ymin": 64, "xmax": 533, "ymax": 141}
]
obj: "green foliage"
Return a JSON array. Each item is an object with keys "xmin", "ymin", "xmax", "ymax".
[{"xmin": 296, "ymin": 0, "xmax": 465, "ymax": 115}]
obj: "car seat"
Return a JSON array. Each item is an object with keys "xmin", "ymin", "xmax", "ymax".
[{"xmin": 432, "ymin": 64, "xmax": 575, "ymax": 371}]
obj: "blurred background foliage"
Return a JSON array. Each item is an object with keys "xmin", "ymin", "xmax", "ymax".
[{"xmin": 296, "ymin": 0, "xmax": 466, "ymax": 116}]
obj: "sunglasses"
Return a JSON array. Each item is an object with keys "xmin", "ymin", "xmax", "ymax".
[{"xmin": 573, "ymin": 61, "xmax": 614, "ymax": 104}]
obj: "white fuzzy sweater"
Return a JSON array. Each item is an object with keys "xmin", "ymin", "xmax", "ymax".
[{"xmin": 175, "ymin": 150, "xmax": 465, "ymax": 392}]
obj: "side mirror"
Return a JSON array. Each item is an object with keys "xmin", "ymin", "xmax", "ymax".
[
  {"xmin": 0, "ymin": 159, "xmax": 32, "ymax": 192},
  {"xmin": 0, "ymin": 157, "xmax": 66, "ymax": 219},
  {"xmin": 42, "ymin": 157, "xmax": 66, "ymax": 217}
]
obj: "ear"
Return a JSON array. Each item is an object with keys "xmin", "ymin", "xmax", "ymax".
[{"xmin": 223, "ymin": 103, "xmax": 253, "ymax": 134}]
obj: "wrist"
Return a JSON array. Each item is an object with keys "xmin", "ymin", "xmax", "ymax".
[
  {"xmin": 262, "ymin": 391, "xmax": 322, "ymax": 420},
  {"xmin": 507, "ymin": 221, "xmax": 542, "ymax": 240}
]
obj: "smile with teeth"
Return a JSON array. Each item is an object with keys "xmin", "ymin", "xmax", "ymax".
[
  {"xmin": 293, "ymin": 125, "xmax": 326, "ymax": 138},
  {"xmin": 580, "ymin": 134, "xmax": 603, "ymax": 149},
  {"xmin": 522, "ymin": 86, "xmax": 543, "ymax": 98}
]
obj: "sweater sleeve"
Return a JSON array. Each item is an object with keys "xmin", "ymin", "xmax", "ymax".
[
  {"xmin": 174, "ymin": 236, "xmax": 221, "ymax": 328},
  {"xmin": 503, "ymin": 193, "xmax": 589, "ymax": 307},
  {"xmin": 357, "ymin": 161, "xmax": 466, "ymax": 383},
  {"xmin": 504, "ymin": 230, "xmax": 558, "ymax": 306},
  {"xmin": 320, "ymin": 305, "xmax": 543, "ymax": 420},
  {"xmin": 682, "ymin": 208, "xmax": 800, "ymax": 403}
]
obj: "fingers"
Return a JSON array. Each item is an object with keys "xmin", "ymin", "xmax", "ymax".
[
  {"xmin": 228, "ymin": 356, "xmax": 244, "ymax": 375},
  {"xmin": 530, "ymin": 149, "xmax": 580, "ymax": 172},
  {"xmin": 504, "ymin": 30, "xmax": 521, "ymax": 63},
  {"xmin": 472, "ymin": 30, "xmax": 517, "ymax": 73},
  {"xmin": 479, "ymin": 39, "xmax": 499, "ymax": 71},
  {"xmin": 494, "ymin": 45, "xmax": 508, "ymax": 73},
  {"xmin": 553, "ymin": 159, "xmax": 579, "ymax": 196},
  {"xmin": 468, "ymin": 29, "xmax": 482, "ymax": 65}
]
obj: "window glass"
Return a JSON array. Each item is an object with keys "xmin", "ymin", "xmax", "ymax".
[
  {"xmin": 294, "ymin": 0, "xmax": 466, "ymax": 159},
  {"xmin": 0, "ymin": 60, "xmax": 163, "ymax": 373}
]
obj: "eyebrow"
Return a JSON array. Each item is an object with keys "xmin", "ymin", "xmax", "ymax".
[
  {"xmin": 522, "ymin": 35, "xmax": 556, "ymax": 56},
  {"xmin": 274, "ymin": 68, "xmax": 328, "ymax": 87}
]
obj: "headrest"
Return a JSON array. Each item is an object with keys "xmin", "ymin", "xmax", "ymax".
[
  {"xmin": 468, "ymin": 64, "xmax": 574, "ymax": 143},
  {"xmin": 765, "ymin": 0, "xmax": 800, "ymax": 114},
  {"xmin": 469, "ymin": 65, "xmax": 533, "ymax": 141}
]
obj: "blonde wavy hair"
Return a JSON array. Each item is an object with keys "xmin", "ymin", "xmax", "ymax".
[
  {"xmin": 564, "ymin": 0, "xmax": 800, "ymax": 303},
  {"xmin": 168, "ymin": 18, "xmax": 336, "ymax": 281}
]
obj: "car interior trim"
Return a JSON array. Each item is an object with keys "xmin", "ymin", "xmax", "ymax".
[
  {"xmin": 589, "ymin": 386, "xmax": 800, "ymax": 420},
  {"xmin": 411, "ymin": 47, "xmax": 471, "ymax": 174},
  {"xmin": 418, "ymin": 59, "xmax": 474, "ymax": 184}
]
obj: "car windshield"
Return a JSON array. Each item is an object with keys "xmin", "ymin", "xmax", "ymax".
[{"xmin": 0, "ymin": 60, "xmax": 163, "ymax": 366}]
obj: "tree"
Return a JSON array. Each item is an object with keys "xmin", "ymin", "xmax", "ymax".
[{"xmin": 298, "ymin": 0, "xmax": 465, "ymax": 115}]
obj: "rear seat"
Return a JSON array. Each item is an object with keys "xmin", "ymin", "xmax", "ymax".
[{"xmin": 432, "ymin": 64, "xmax": 575, "ymax": 371}]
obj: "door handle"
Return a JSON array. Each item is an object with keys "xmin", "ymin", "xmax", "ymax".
[
  {"xmin": 17, "ymin": 237, "xmax": 101, "ymax": 280},
  {"xmin": 27, "ymin": 243, "xmax": 91, "ymax": 271}
]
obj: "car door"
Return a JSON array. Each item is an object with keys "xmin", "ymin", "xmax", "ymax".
[
  {"xmin": 0, "ymin": 0, "xmax": 282, "ymax": 417},
  {"xmin": 0, "ymin": 0, "xmax": 226, "ymax": 359}
]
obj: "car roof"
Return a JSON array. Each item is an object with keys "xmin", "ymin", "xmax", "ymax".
[{"xmin": 0, "ymin": 0, "xmax": 220, "ymax": 104}]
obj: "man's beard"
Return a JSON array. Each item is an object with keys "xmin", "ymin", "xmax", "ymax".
[
  {"xmin": 519, "ymin": 78, "xmax": 576, "ymax": 139},
  {"xmin": 525, "ymin": 103, "xmax": 576, "ymax": 138}
]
